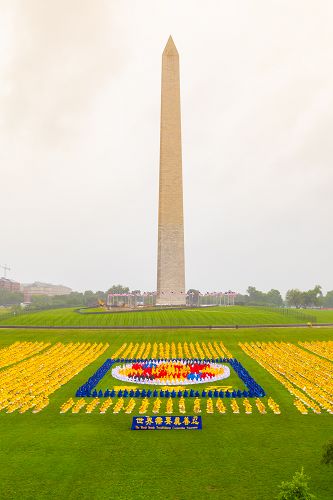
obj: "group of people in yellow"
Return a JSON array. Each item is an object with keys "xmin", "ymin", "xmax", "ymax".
[
  {"xmin": 255, "ymin": 397, "xmax": 266, "ymax": 414},
  {"xmin": 111, "ymin": 341, "xmax": 233, "ymax": 360},
  {"xmin": 60, "ymin": 395, "xmax": 280, "ymax": 415},
  {"xmin": 207, "ymin": 398, "xmax": 214, "ymax": 413},
  {"xmin": 152, "ymin": 398, "xmax": 161, "ymax": 413},
  {"xmin": 0, "ymin": 341, "xmax": 108, "ymax": 413},
  {"xmin": 239, "ymin": 340, "xmax": 332, "ymax": 414},
  {"xmin": 0, "ymin": 341, "xmax": 49, "ymax": 369},
  {"xmin": 294, "ymin": 399, "xmax": 309, "ymax": 414},
  {"xmin": 0, "ymin": 339, "xmax": 234, "ymax": 415},
  {"xmin": 230, "ymin": 399, "xmax": 240, "ymax": 413},
  {"xmin": 299, "ymin": 340, "xmax": 333, "ymax": 362},
  {"xmin": 267, "ymin": 397, "xmax": 281, "ymax": 414},
  {"xmin": 0, "ymin": 338, "xmax": 294, "ymax": 416}
]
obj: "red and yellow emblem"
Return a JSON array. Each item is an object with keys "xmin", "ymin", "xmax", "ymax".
[{"xmin": 112, "ymin": 360, "xmax": 230, "ymax": 386}]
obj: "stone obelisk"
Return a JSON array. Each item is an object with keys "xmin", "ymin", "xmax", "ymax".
[{"xmin": 156, "ymin": 36, "xmax": 185, "ymax": 306}]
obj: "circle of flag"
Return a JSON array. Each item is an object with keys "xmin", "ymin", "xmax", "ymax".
[{"xmin": 112, "ymin": 360, "xmax": 230, "ymax": 386}]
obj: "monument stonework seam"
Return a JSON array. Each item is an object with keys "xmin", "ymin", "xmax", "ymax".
[{"xmin": 156, "ymin": 36, "xmax": 186, "ymax": 306}]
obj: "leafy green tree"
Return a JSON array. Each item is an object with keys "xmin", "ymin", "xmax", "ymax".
[
  {"xmin": 301, "ymin": 291, "xmax": 313, "ymax": 308},
  {"xmin": 95, "ymin": 290, "xmax": 107, "ymax": 300},
  {"xmin": 83, "ymin": 290, "xmax": 96, "ymax": 306},
  {"xmin": 286, "ymin": 289, "xmax": 303, "ymax": 308},
  {"xmin": 301, "ymin": 286, "xmax": 322, "ymax": 308},
  {"xmin": 28, "ymin": 292, "xmax": 85, "ymax": 310},
  {"xmin": 276, "ymin": 468, "xmax": 316, "ymax": 499},
  {"xmin": 26, "ymin": 290, "xmax": 114, "ymax": 310},
  {"xmin": 247, "ymin": 286, "xmax": 265, "ymax": 305},
  {"xmin": 322, "ymin": 290, "xmax": 333, "ymax": 308},
  {"xmin": 286, "ymin": 286, "xmax": 323, "ymax": 309},
  {"xmin": 50, "ymin": 292, "xmax": 84, "ymax": 307},
  {"xmin": 234, "ymin": 293, "xmax": 249, "ymax": 305},
  {"xmin": 321, "ymin": 440, "xmax": 333, "ymax": 465},
  {"xmin": 30, "ymin": 295, "xmax": 52, "ymax": 308},
  {"xmin": 246, "ymin": 286, "xmax": 283, "ymax": 306},
  {"xmin": 107, "ymin": 284, "xmax": 130, "ymax": 294},
  {"xmin": 0, "ymin": 290, "xmax": 24, "ymax": 306},
  {"xmin": 266, "ymin": 289, "xmax": 283, "ymax": 306}
]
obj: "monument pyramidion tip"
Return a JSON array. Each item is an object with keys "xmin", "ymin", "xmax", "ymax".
[{"xmin": 163, "ymin": 35, "xmax": 179, "ymax": 56}]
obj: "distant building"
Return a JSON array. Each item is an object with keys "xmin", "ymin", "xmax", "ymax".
[
  {"xmin": 21, "ymin": 282, "xmax": 72, "ymax": 302},
  {"xmin": 0, "ymin": 278, "xmax": 21, "ymax": 293}
]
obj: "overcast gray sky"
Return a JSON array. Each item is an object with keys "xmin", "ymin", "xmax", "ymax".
[{"xmin": 1, "ymin": 0, "xmax": 332, "ymax": 294}]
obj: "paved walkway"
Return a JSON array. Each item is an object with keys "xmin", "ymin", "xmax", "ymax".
[{"xmin": 0, "ymin": 323, "xmax": 333, "ymax": 330}]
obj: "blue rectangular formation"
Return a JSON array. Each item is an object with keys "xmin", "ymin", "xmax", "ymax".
[
  {"xmin": 76, "ymin": 358, "xmax": 265, "ymax": 399},
  {"xmin": 131, "ymin": 415, "xmax": 202, "ymax": 430}
]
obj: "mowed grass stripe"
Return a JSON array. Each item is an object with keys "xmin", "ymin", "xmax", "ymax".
[{"xmin": 0, "ymin": 305, "xmax": 326, "ymax": 328}]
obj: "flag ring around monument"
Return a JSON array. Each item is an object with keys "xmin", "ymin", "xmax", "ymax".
[{"xmin": 111, "ymin": 360, "xmax": 231, "ymax": 386}]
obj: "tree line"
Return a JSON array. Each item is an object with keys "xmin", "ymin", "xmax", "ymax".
[
  {"xmin": 0, "ymin": 284, "xmax": 132, "ymax": 309},
  {"xmin": 237, "ymin": 285, "xmax": 333, "ymax": 308},
  {"xmin": 1, "ymin": 283, "xmax": 333, "ymax": 309}
]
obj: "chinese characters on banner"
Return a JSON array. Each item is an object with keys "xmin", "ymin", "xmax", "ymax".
[{"xmin": 131, "ymin": 415, "xmax": 202, "ymax": 430}]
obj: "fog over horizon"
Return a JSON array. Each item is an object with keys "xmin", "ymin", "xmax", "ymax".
[{"xmin": 1, "ymin": 1, "xmax": 333, "ymax": 295}]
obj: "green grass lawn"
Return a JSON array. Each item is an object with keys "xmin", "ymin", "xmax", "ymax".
[
  {"xmin": 0, "ymin": 307, "xmax": 11, "ymax": 315},
  {"xmin": 0, "ymin": 305, "xmax": 321, "ymax": 327},
  {"xmin": 0, "ymin": 326, "xmax": 332, "ymax": 499},
  {"xmin": 300, "ymin": 308, "xmax": 333, "ymax": 322}
]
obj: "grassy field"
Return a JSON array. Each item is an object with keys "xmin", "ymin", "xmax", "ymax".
[
  {"xmin": 0, "ymin": 326, "xmax": 332, "ymax": 499},
  {"xmin": 0, "ymin": 305, "xmax": 322, "ymax": 327},
  {"xmin": 300, "ymin": 308, "xmax": 333, "ymax": 322},
  {"xmin": 0, "ymin": 307, "xmax": 11, "ymax": 315}
]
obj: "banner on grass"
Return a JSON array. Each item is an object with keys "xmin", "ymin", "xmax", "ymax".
[{"xmin": 131, "ymin": 415, "xmax": 202, "ymax": 430}]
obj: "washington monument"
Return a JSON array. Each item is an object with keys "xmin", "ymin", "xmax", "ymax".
[{"xmin": 156, "ymin": 36, "xmax": 186, "ymax": 306}]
